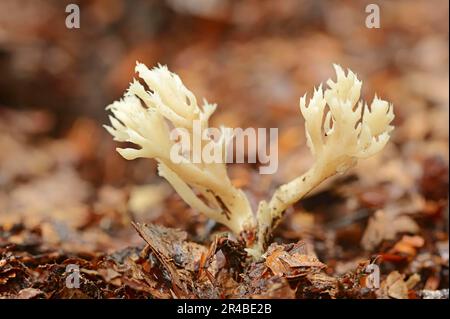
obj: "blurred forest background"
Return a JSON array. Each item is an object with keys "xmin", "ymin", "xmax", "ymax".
[{"xmin": 0, "ymin": 0, "xmax": 448, "ymax": 299}]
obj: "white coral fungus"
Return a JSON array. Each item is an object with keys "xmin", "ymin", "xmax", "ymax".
[{"xmin": 105, "ymin": 63, "xmax": 394, "ymax": 258}]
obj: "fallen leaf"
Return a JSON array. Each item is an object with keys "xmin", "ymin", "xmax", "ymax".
[
  {"xmin": 379, "ymin": 271, "xmax": 421, "ymax": 299},
  {"xmin": 15, "ymin": 288, "xmax": 44, "ymax": 299},
  {"xmin": 361, "ymin": 210, "xmax": 420, "ymax": 251},
  {"xmin": 390, "ymin": 235, "xmax": 425, "ymax": 257},
  {"xmin": 264, "ymin": 242, "xmax": 325, "ymax": 278}
]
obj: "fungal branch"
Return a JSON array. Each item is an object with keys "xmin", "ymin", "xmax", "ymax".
[
  {"xmin": 249, "ymin": 65, "xmax": 394, "ymax": 257},
  {"xmin": 104, "ymin": 63, "xmax": 255, "ymax": 236},
  {"xmin": 105, "ymin": 63, "xmax": 394, "ymax": 259}
]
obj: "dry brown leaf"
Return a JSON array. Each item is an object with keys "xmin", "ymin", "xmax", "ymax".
[
  {"xmin": 378, "ymin": 271, "xmax": 421, "ymax": 299},
  {"xmin": 264, "ymin": 242, "xmax": 325, "ymax": 278},
  {"xmin": 132, "ymin": 222, "xmax": 209, "ymax": 298},
  {"xmin": 390, "ymin": 235, "xmax": 425, "ymax": 257},
  {"xmin": 361, "ymin": 210, "xmax": 420, "ymax": 251},
  {"xmin": 15, "ymin": 288, "xmax": 44, "ymax": 299}
]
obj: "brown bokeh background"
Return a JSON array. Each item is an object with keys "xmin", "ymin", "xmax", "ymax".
[
  {"xmin": 1, "ymin": 0, "xmax": 448, "ymax": 181},
  {"xmin": 1, "ymin": 1, "xmax": 447, "ymax": 121},
  {"xmin": 0, "ymin": 0, "xmax": 448, "ymax": 298}
]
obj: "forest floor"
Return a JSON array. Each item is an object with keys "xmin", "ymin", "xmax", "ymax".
[{"xmin": 0, "ymin": 0, "xmax": 448, "ymax": 299}]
